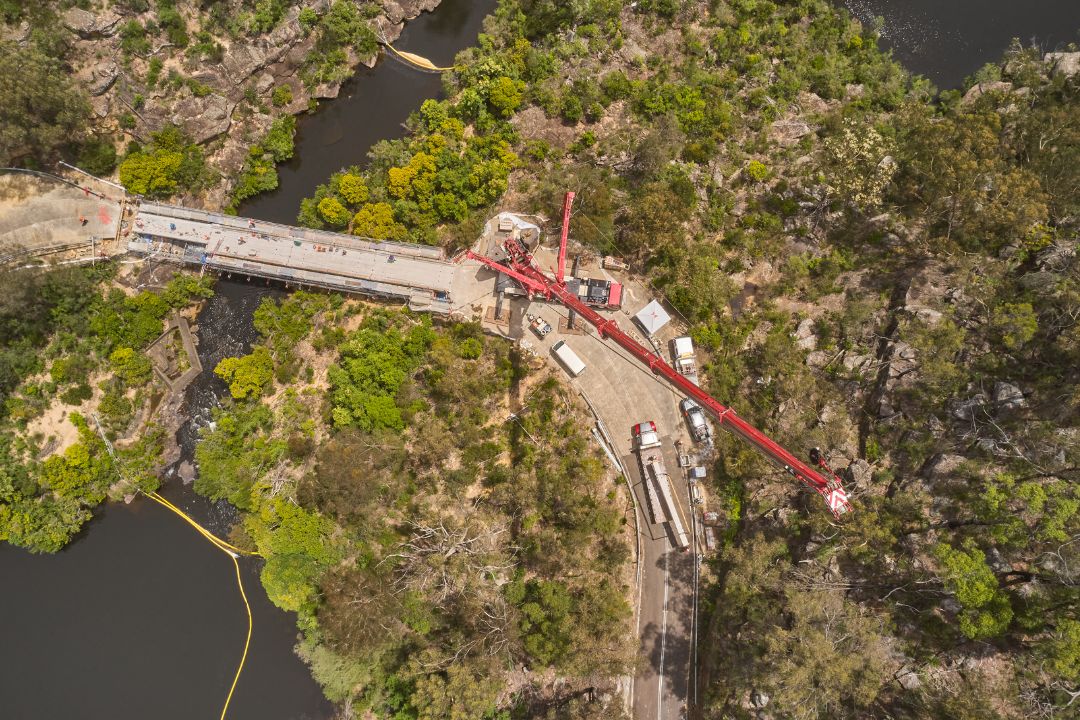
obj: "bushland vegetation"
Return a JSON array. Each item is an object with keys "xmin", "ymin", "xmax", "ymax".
[
  {"xmin": 291, "ymin": 0, "xmax": 1080, "ymax": 715},
  {"xmin": 0, "ymin": 266, "xmax": 212, "ymax": 552},
  {"xmin": 193, "ymin": 295, "xmax": 633, "ymax": 715}
]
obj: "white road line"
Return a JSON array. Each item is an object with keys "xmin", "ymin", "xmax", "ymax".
[{"xmin": 657, "ymin": 549, "xmax": 670, "ymax": 720}]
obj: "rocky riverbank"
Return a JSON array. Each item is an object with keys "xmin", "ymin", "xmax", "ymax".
[{"xmin": 3, "ymin": 0, "xmax": 441, "ymax": 210}]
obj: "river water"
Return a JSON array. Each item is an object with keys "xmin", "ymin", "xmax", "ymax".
[
  {"xmin": 241, "ymin": 0, "xmax": 494, "ymax": 224},
  {"xmin": 0, "ymin": 2, "xmax": 493, "ymax": 719},
  {"xmin": 841, "ymin": 0, "xmax": 1080, "ymax": 88}
]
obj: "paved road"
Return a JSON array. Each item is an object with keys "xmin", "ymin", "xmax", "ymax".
[
  {"xmin": 491, "ymin": 254, "xmax": 705, "ymax": 720},
  {"xmin": 623, "ymin": 442, "xmax": 696, "ymax": 720}
]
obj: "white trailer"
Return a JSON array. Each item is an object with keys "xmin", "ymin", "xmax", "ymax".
[
  {"xmin": 551, "ymin": 340, "xmax": 586, "ymax": 377},
  {"xmin": 632, "ymin": 420, "xmax": 690, "ymax": 551}
]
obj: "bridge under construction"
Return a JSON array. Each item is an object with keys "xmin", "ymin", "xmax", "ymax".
[{"xmin": 128, "ymin": 201, "xmax": 458, "ymax": 314}]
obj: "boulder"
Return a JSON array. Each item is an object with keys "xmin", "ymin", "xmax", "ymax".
[
  {"xmin": 950, "ymin": 393, "xmax": 988, "ymax": 421},
  {"xmin": 793, "ymin": 318, "xmax": 817, "ymax": 350},
  {"xmin": 840, "ymin": 352, "xmax": 872, "ymax": 373},
  {"xmin": 255, "ymin": 72, "xmax": 276, "ymax": 94},
  {"xmin": 797, "ymin": 91, "xmax": 830, "ymax": 115},
  {"xmin": 1045, "ymin": 51, "xmax": 1080, "ymax": 77},
  {"xmin": 85, "ymin": 61, "xmax": 120, "ymax": 96},
  {"xmin": 993, "ymin": 381, "xmax": 1026, "ymax": 411},
  {"xmin": 751, "ymin": 690, "xmax": 770, "ymax": 708},
  {"xmin": 895, "ymin": 667, "xmax": 921, "ymax": 690},
  {"xmin": 961, "ymin": 81, "xmax": 1013, "ymax": 104},
  {"xmin": 922, "ymin": 453, "xmax": 965, "ymax": 480},
  {"xmin": 1036, "ymin": 241, "xmax": 1076, "ymax": 270},
  {"xmin": 90, "ymin": 95, "xmax": 111, "ymax": 119},
  {"xmin": 171, "ymin": 93, "xmax": 233, "ymax": 143},
  {"xmin": 844, "ymin": 459, "xmax": 872, "ymax": 488},
  {"xmin": 1019, "ymin": 271, "xmax": 1061, "ymax": 293},
  {"xmin": 62, "ymin": 8, "xmax": 122, "ymax": 38},
  {"xmin": 1, "ymin": 20, "xmax": 30, "ymax": 43},
  {"xmin": 178, "ymin": 460, "xmax": 196, "ymax": 483},
  {"xmin": 770, "ymin": 119, "xmax": 812, "ymax": 146}
]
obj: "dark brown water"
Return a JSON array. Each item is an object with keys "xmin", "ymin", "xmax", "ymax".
[
  {"xmin": 0, "ymin": 2, "xmax": 494, "ymax": 719},
  {"xmin": 241, "ymin": 0, "xmax": 495, "ymax": 224},
  {"xmin": 842, "ymin": 0, "xmax": 1080, "ymax": 88}
]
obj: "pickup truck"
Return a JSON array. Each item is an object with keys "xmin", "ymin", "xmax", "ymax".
[{"xmin": 680, "ymin": 398, "xmax": 712, "ymax": 444}]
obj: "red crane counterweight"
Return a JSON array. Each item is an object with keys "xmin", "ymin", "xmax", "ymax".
[{"xmin": 470, "ymin": 195, "xmax": 852, "ymax": 518}]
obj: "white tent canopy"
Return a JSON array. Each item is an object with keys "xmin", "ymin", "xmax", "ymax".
[{"xmin": 634, "ymin": 299, "xmax": 671, "ymax": 336}]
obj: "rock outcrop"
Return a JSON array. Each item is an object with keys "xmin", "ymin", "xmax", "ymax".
[
  {"xmin": 52, "ymin": 0, "xmax": 446, "ymax": 209},
  {"xmin": 62, "ymin": 8, "xmax": 122, "ymax": 39},
  {"xmin": 1044, "ymin": 51, "xmax": 1080, "ymax": 77},
  {"xmin": 171, "ymin": 93, "xmax": 234, "ymax": 143}
]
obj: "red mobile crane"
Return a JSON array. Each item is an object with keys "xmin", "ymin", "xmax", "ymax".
[{"xmin": 469, "ymin": 193, "xmax": 852, "ymax": 518}]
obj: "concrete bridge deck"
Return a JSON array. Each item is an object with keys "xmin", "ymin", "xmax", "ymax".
[{"xmin": 128, "ymin": 201, "xmax": 456, "ymax": 313}]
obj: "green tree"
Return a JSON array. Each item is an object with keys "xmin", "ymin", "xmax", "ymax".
[
  {"xmin": 351, "ymin": 202, "xmax": 406, "ymax": 240},
  {"xmin": 487, "ymin": 75, "xmax": 524, "ymax": 117},
  {"xmin": 934, "ymin": 540, "xmax": 1013, "ymax": 640},
  {"xmin": 317, "ymin": 196, "xmax": 351, "ymax": 228},
  {"xmin": 337, "ymin": 173, "xmax": 369, "ymax": 205},
  {"xmin": 0, "ymin": 41, "xmax": 89, "ymax": 164},
  {"xmin": 261, "ymin": 553, "xmax": 322, "ymax": 611},
  {"xmin": 1042, "ymin": 619, "xmax": 1080, "ymax": 683},
  {"xmin": 118, "ymin": 150, "xmax": 185, "ymax": 196},
  {"xmin": 411, "ymin": 657, "xmax": 502, "ymax": 720},
  {"xmin": 991, "ymin": 302, "xmax": 1038, "ymax": 351},
  {"xmin": 118, "ymin": 126, "xmax": 210, "ymax": 198},
  {"xmin": 214, "ymin": 346, "xmax": 274, "ymax": 399},
  {"xmin": 896, "ymin": 109, "xmax": 1048, "ymax": 251},
  {"xmin": 109, "ymin": 347, "xmax": 152, "ymax": 386}
]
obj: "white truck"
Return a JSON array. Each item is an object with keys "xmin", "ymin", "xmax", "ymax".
[
  {"xmin": 551, "ymin": 340, "xmax": 586, "ymax": 377},
  {"xmin": 671, "ymin": 335, "xmax": 699, "ymax": 385},
  {"xmin": 631, "ymin": 421, "xmax": 690, "ymax": 551}
]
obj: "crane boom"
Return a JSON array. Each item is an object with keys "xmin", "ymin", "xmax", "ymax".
[
  {"xmin": 470, "ymin": 195, "xmax": 852, "ymax": 517},
  {"xmin": 556, "ymin": 191, "xmax": 575, "ymax": 283}
]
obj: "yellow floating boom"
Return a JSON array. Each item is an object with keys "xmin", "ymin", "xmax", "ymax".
[{"xmin": 382, "ymin": 41, "xmax": 458, "ymax": 72}]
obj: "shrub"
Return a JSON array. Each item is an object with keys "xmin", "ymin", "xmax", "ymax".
[
  {"xmin": 560, "ymin": 94, "xmax": 583, "ymax": 123},
  {"xmin": 299, "ymin": 7, "xmax": 318, "ymax": 31},
  {"xmin": 119, "ymin": 20, "xmax": 150, "ymax": 56},
  {"xmin": 77, "ymin": 139, "xmax": 118, "ymax": 176},
  {"xmin": 745, "ymin": 160, "xmax": 769, "ymax": 182},
  {"xmin": 146, "ymin": 57, "xmax": 163, "ymax": 87},
  {"xmin": 271, "ymin": 85, "xmax": 293, "ymax": 107}
]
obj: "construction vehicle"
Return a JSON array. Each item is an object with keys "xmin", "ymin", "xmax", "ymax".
[
  {"xmin": 671, "ymin": 335, "xmax": 699, "ymax": 384},
  {"xmin": 680, "ymin": 398, "xmax": 712, "ymax": 445},
  {"xmin": 551, "ymin": 340, "xmax": 586, "ymax": 377},
  {"xmin": 566, "ymin": 276, "xmax": 623, "ymax": 309},
  {"xmin": 466, "ymin": 191, "xmax": 853, "ymax": 518},
  {"xmin": 632, "ymin": 421, "xmax": 690, "ymax": 551}
]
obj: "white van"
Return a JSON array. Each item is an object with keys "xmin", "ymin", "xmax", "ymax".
[{"xmin": 551, "ymin": 340, "xmax": 586, "ymax": 377}]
